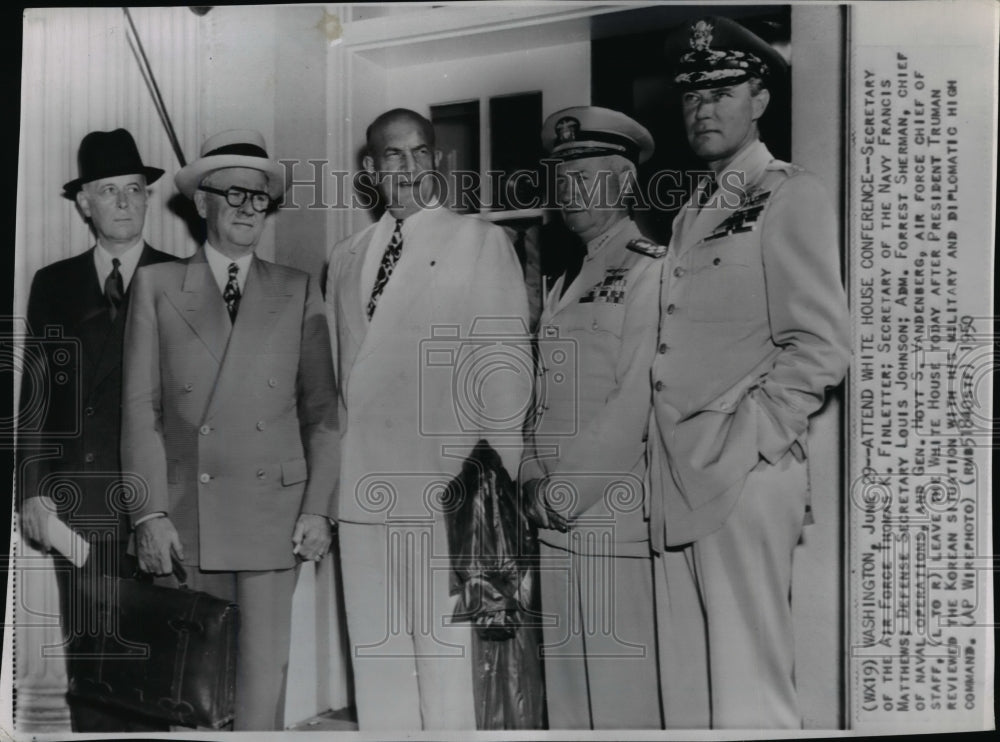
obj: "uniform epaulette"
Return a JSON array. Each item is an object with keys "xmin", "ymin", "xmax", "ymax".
[
  {"xmin": 765, "ymin": 159, "xmax": 803, "ymax": 176},
  {"xmin": 627, "ymin": 237, "xmax": 667, "ymax": 258}
]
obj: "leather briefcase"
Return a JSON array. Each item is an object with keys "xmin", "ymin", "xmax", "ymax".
[{"xmin": 66, "ymin": 569, "xmax": 239, "ymax": 729}]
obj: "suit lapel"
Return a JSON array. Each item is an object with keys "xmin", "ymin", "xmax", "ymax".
[
  {"xmin": 339, "ymin": 229, "xmax": 372, "ymax": 354},
  {"xmin": 169, "ymin": 248, "xmax": 231, "ymax": 364},
  {"xmin": 206, "ymin": 257, "xmax": 289, "ymax": 417},
  {"xmin": 353, "ymin": 212, "xmax": 443, "ymax": 365}
]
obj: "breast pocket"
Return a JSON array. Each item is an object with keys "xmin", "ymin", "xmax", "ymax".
[{"xmin": 685, "ymin": 241, "xmax": 764, "ymax": 323}]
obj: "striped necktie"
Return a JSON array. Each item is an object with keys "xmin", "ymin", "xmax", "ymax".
[{"xmin": 367, "ymin": 218, "xmax": 404, "ymax": 320}]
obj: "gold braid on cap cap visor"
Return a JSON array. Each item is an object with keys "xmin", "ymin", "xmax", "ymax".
[{"xmin": 675, "ymin": 49, "xmax": 767, "ymax": 86}]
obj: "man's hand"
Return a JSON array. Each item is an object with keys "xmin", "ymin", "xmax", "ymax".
[
  {"xmin": 21, "ymin": 496, "xmax": 56, "ymax": 551},
  {"xmin": 523, "ymin": 479, "xmax": 569, "ymax": 533},
  {"xmin": 292, "ymin": 513, "xmax": 332, "ymax": 562},
  {"xmin": 135, "ymin": 517, "xmax": 184, "ymax": 575}
]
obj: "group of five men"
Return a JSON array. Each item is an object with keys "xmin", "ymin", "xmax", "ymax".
[{"xmin": 20, "ymin": 17, "xmax": 849, "ymax": 733}]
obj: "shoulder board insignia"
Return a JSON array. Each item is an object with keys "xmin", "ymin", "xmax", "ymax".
[
  {"xmin": 765, "ymin": 159, "xmax": 803, "ymax": 176},
  {"xmin": 626, "ymin": 237, "xmax": 667, "ymax": 258}
]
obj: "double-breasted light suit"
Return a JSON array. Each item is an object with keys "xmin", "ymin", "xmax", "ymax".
[
  {"xmin": 648, "ymin": 141, "xmax": 851, "ymax": 727},
  {"xmin": 325, "ymin": 205, "xmax": 530, "ymax": 729},
  {"xmin": 121, "ymin": 246, "xmax": 339, "ymax": 729}
]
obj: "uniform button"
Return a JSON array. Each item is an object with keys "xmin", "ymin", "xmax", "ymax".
[
  {"xmin": 256, "ymin": 421, "xmax": 265, "ymax": 431},
  {"xmin": 591, "ymin": 320, "xmax": 599, "ymax": 330},
  {"xmin": 658, "ymin": 343, "xmax": 668, "ymax": 354},
  {"xmin": 267, "ymin": 378, "xmax": 277, "ymax": 388},
  {"xmin": 199, "ymin": 425, "xmax": 211, "ymax": 435},
  {"xmin": 84, "ymin": 452, "xmax": 95, "ymax": 463},
  {"xmin": 256, "ymin": 469, "xmax": 267, "ymax": 480},
  {"xmin": 199, "ymin": 473, "xmax": 210, "ymax": 484},
  {"xmin": 654, "ymin": 380, "xmax": 664, "ymax": 392},
  {"xmin": 184, "ymin": 383, "xmax": 194, "ymax": 392},
  {"xmin": 84, "ymin": 406, "xmax": 94, "ymax": 416},
  {"xmin": 673, "ymin": 267, "xmax": 685, "ymax": 278},
  {"xmin": 713, "ymin": 257, "xmax": 721, "ymax": 266},
  {"xmin": 666, "ymin": 304, "xmax": 676, "ymax": 315}
]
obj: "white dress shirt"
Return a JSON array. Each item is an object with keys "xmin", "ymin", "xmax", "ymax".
[
  {"xmin": 93, "ymin": 239, "xmax": 145, "ymax": 291},
  {"xmin": 205, "ymin": 242, "xmax": 253, "ymax": 295}
]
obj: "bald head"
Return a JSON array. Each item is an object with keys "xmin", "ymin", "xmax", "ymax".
[{"xmin": 366, "ymin": 108, "xmax": 436, "ymax": 153}]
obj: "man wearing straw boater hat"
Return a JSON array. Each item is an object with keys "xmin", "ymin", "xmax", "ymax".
[
  {"xmin": 19, "ymin": 128, "xmax": 174, "ymax": 732},
  {"xmin": 120, "ymin": 130, "xmax": 339, "ymax": 730},
  {"xmin": 649, "ymin": 17, "xmax": 850, "ymax": 727}
]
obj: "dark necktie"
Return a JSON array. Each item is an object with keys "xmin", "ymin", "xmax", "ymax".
[
  {"xmin": 104, "ymin": 257, "xmax": 124, "ymax": 321},
  {"xmin": 223, "ymin": 262, "xmax": 241, "ymax": 322},
  {"xmin": 367, "ymin": 218, "xmax": 404, "ymax": 320}
]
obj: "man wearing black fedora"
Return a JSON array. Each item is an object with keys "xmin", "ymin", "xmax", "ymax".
[{"xmin": 18, "ymin": 127, "xmax": 175, "ymax": 731}]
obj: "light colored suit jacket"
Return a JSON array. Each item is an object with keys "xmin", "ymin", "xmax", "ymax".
[
  {"xmin": 121, "ymin": 248, "xmax": 339, "ymax": 570},
  {"xmin": 649, "ymin": 141, "xmax": 851, "ymax": 548},
  {"xmin": 325, "ymin": 206, "xmax": 530, "ymax": 525},
  {"xmin": 523, "ymin": 218, "xmax": 663, "ymax": 556}
]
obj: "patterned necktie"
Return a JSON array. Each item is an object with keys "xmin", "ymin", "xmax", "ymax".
[
  {"xmin": 367, "ymin": 218, "xmax": 404, "ymax": 320},
  {"xmin": 223, "ymin": 262, "xmax": 241, "ymax": 322},
  {"xmin": 105, "ymin": 257, "xmax": 124, "ymax": 321}
]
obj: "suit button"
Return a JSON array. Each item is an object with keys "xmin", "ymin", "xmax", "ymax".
[
  {"xmin": 267, "ymin": 378, "xmax": 277, "ymax": 388},
  {"xmin": 256, "ymin": 421, "xmax": 265, "ymax": 431},
  {"xmin": 666, "ymin": 304, "xmax": 676, "ymax": 315},
  {"xmin": 713, "ymin": 257, "xmax": 721, "ymax": 266},
  {"xmin": 199, "ymin": 473, "xmax": 210, "ymax": 484},
  {"xmin": 84, "ymin": 452, "xmax": 95, "ymax": 463},
  {"xmin": 658, "ymin": 343, "xmax": 668, "ymax": 354},
  {"xmin": 84, "ymin": 406, "xmax": 94, "ymax": 416},
  {"xmin": 184, "ymin": 383, "xmax": 193, "ymax": 392},
  {"xmin": 673, "ymin": 267, "xmax": 685, "ymax": 278},
  {"xmin": 654, "ymin": 380, "xmax": 664, "ymax": 392},
  {"xmin": 256, "ymin": 469, "xmax": 267, "ymax": 480},
  {"xmin": 199, "ymin": 425, "xmax": 211, "ymax": 435}
]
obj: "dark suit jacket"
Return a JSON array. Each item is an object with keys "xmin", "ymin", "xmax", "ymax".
[
  {"xmin": 20, "ymin": 244, "xmax": 176, "ymax": 545},
  {"xmin": 121, "ymin": 248, "xmax": 339, "ymax": 571}
]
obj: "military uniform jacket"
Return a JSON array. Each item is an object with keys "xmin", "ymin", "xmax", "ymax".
[
  {"xmin": 20, "ymin": 244, "xmax": 175, "ymax": 543},
  {"xmin": 325, "ymin": 206, "xmax": 530, "ymax": 526},
  {"xmin": 120, "ymin": 248, "xmax": 340, "ymax": 571},
  {"xmin": 648, "ymin": 141, "xmax": 851, "ymax": 549},
  {"xmin": 524, "ymin": 218, "xmax": 663, "ymax": 557}
]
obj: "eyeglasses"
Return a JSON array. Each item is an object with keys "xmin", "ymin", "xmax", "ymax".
[{"xmin": 198, "ymin": 185, "xmax": 273, "ymax": 213}]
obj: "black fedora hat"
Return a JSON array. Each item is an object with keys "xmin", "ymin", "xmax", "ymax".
[{"xmin": 62, "ymin": 128, "xmax": 164, "ymax": 199}]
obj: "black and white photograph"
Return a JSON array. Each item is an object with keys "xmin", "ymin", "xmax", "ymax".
[{"xmin": 2, "ymin": 1, "xmax": 995, "ymax": 737}]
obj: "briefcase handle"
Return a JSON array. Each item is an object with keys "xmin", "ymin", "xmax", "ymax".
[
  {"xmin": 171, "ymin": 556, "xmax": 188, "ymax": 588},
  {"xmin": 132, "ymin": 557, "xmax": 188, "ymax": 588}
]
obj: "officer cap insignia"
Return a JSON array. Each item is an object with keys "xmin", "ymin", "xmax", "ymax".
[
  {"xmin": 555, "ymin": 117, "xmax": 580, "ymax": 144},
  {"xmin": 627, "ymin": 237, "xmax": 667, "ymax": 258}
]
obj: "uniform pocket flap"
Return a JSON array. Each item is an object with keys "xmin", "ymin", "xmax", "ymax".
[{"xmin": 281, "ymin": 458, "xmax": 308, "ymax": 486}]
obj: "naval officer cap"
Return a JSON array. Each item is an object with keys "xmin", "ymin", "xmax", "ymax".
[
  {"xmin": 541, "ymin": 106, "xmax": 654, "ymax": 166},
  {"xmin": 665, "ymin": 16, "xmax": 788, "ymax": 91}
]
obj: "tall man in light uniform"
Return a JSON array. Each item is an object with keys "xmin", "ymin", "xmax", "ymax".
[
  {"xmin": 650, "ymin": 17, "xmax": 851, "ymax": 728},
  {"xmin": 522, "ymin": 106, "xmax": 706, "ymax": 728},
  {"xmin": 325, "ymin": 108, "xmax": 530, "ymax": 730},
  {"xmin": 19, "ymin": 128, "xmax": 174, "ymax": 732},
  {"xmin": 121, "ymin": 130, "xmax": 339, "ymax": 730}
]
